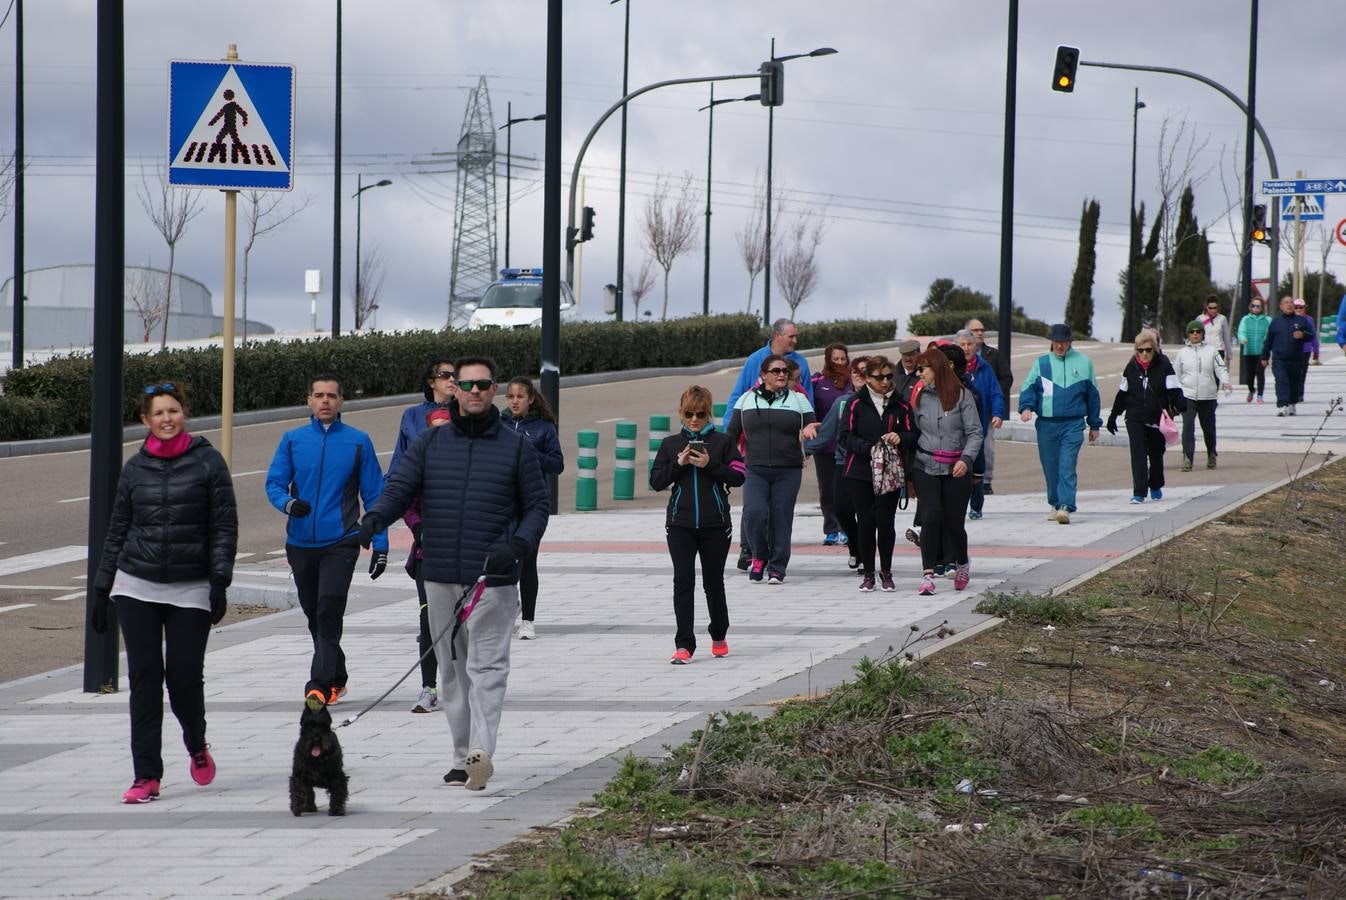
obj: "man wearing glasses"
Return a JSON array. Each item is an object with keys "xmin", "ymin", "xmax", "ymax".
[
  {"xmin": 266, "ymin": 374, "xmax": 389, "ymax": 712},
  {"xmin": 964, "ymin": 319, "xmax": 1013, "ymax": 495},
  {"xmin": 360, "ymin": 356, "xmax": 550, "ymax": 791}
]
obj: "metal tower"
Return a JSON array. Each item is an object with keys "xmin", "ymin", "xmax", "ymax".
[{"xmin": 448, "ymin": 77, "xmax": 498, "ymax": 326}]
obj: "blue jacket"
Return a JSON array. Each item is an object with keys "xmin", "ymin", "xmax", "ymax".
[
  {"xmin": 1018, "ymin": 350, "xmax": 1102, "ymax": 429},
  {"xmin": 803, "ymin": 389, "xmax": 854, "ymax": 466},
  {"xmin": 1263, "ymin": 312, "xmax": 1315, "ymax": 360},
  {"xmin": 965, "ymin": 355, "xmax": 1006, "ymax": 429},
  {"xmin": 721, "ymin": 342, "xmax": 813, "ymax": 426},
  {"xmin": 504, "ymin": 412, "xmax": 565, "ymax": 476},
  {"xmin": 1337, "ymin": 295, "xmax": 1346, "ymax": 347},
  {"xmin": 266, "ymin": 416, "xmax": 388, "ymax": 551},
  {"xmin": 389, "ymin": 400, "xmax": 450, "ymax": 481},
  {"xmin": 364, "ymin": 404, "xmax": 550, "ymax": 586}
]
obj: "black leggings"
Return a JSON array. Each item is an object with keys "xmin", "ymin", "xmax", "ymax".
[
  {"xmin": 1125, "ymin": 416, "xmax": 1166, "ymax": 496},
  {"xmin": 520, "ymin": 547, "xmax": 539, "ymax": 621},
  {"xmin": 1240, "ymin": 353, "xmax": 1265, "ymax": 396},
  {"xmin": 666, "ymin": 525, "xmax": 731, "ymax": 654},
  {"xmin": 287, "ymin": 539, "xmax": 359, "ymax": 696},
  {"xmin": 410, "ymin": 563, "xmax": 438, "ymax": 689},
  {"xmin": 845, "ymin": 478, "xmax": 901, "ymax": 575},
  {"xmin": 1182, "ymin": 398, "xmax": 1217, "ymax": 459},
  {"xmin": 116, "ymin": 596, "xmax": 211, "ymax": 781},
  {"xmin": 911, "ymin": 470, "xmax": 973, "ymax": 572},
  {"xmin": 833, "ymin": 464, "xmax": 858, "ymax": 549}
]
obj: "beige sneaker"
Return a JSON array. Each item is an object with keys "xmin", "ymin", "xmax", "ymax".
[
  {"xmin": 464, "ymin": 748, "xmax": 493, "ymax": 791},
  {"xmin": 1056, "ymin": 508, "xmax": 1071, "ymax": 525},
  {"xmin": 1046, "ymin": 508, "xmax": 1059, "ymax": 522}
]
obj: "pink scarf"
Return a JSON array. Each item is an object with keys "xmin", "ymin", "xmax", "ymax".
[
  {"xmin": 1135, "ymin": 354, "xmax": 1151, "ymax": 372},
  {"xmin": 145, "ymin": 431, "xmax": 193, "ymax": 459}
]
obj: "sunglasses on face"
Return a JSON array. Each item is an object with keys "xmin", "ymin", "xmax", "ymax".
[
  {"xmin": 459, "ymin": 379, "xmax": 495, "ymax": 392},
  {"xmin": 913, "ymin": 365, "xmax": 927, "ymax": 373},
  {"xmin": 143, "ymin": 381, "xmax": 176, "ymax": 395},
  {"xmin": 765, "ymin": 367, "xmax": 790, "ymax": 376},
  {"xmin": 433, "ymin": 370, "xmax": 456, "ymax": 380},
  {"xmin": 1137, "ymin": 347, "xmax": 1155, "ymax": 354},
  {"xmin": 1188, "ymin": 330, "xmax": 1203, "ymax": 336},
  {"xmin": 683, "ymin": 410, "xmax": 709, "ymax": 420},
  {"xmin": 869, "ymin": 372, "xmax": 895, "ymax": 381}
]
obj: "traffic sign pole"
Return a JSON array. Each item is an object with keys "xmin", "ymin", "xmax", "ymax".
[{"xmin": 220, "ymin": 45, "xmax": 240, "ymax": 468}]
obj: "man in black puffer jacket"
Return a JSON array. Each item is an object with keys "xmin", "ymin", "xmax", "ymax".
[{"xmin": 360, "ymin": 356, "xmax": 549, "ymax": 791}]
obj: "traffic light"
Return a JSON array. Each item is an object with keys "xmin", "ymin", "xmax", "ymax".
[
  {"xmin": 759, "ymin": 60, "xmax": 784, "ymax": 107},
  {"xmin": 1250, "ymin": 204, "xmax": 1269, "ymax": 244},
  {"xmin": 580, "ymin": 206, "xmax": 596, "ymax": 243},
  {"xmin": 1052, "ymin": 45, "xmax": 1080, "ymax": 93}
]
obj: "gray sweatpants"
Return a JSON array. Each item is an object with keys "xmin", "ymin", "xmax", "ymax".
[
  {"xmin": 983, "ymin": 422, "xmax": 998, "ymax": 483},
  {"xmin": 424, "ymin": 580, "xmax": 519, "ymax": 766}
]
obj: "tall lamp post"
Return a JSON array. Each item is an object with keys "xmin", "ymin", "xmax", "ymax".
[
  {"xmin": 331, "ymin": 0, "xmax": 342, "ymax": 336},
  {"xmin": 762, "ymin": 42, "xmax": 836, "ymax": 324},
  {"xmin": 499, "ymin": 103, "xmax": 546, "ymax": 268},
  {"xmin": 1124, "ymin": 89, "xmax": 1145, "ymax": 342},
  {"xmin": 699, "ymin": 86, "xmax": 760, "ymax": 316},
  {"xmin": 610, "ymin": 0, "xmax": 631, "ymax": 321},
  {"xmin": 353, "ymin": 175, "xmax": 392, "ymax": 329}
]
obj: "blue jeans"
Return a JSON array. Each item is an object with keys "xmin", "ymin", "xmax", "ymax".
[
  {"xmin": 742, "ymin": 466, "xmax": 803, "ymax": 575},
  {"xmin": 1035, "ymin": 418, "xmax": 1085, "ymax": 512},
  {"xmin": 1271, "ymin": 356, "xmax": 1295, "ymax": 407}
]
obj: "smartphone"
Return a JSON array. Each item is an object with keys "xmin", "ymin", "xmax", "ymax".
[{"xmin": 686, "ymin": 440, "xmax": 706, "ymax": 452}]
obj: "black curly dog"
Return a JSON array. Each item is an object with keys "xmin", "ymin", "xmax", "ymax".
[{"xmin": 289, "ymin": 704, "xmax": 348, "ymax": 816}]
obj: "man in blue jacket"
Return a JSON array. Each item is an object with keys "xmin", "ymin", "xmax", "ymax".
[
  {"xmin": 721, "ymin": 318, "xmax": 813, "ymax": 427},
  {"xmin": 1018, "ymin": 324, "xmax": 1101, "ymax": 525},
  {"xmin": 266, "ymin": 374, "xmax": 388, "ymax": 711},
  {"xmin": 360, "ymin": 356, "xmax": 550, "ymax": 792},
  {"xmin": 1261, "ymin": 295, "xmax": 1316, "ymax": 416}
]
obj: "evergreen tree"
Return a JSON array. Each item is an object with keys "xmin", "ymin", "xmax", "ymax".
[
  {"xmin": 1064, "ymin": 198, "xmax": 1100, "ymax": 337},
  {"xmin": 1144, "ymin": 201, "xmax": 1163, "ymax": 260}
]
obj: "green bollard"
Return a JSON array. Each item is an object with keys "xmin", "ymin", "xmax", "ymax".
[
  {"xmin": 576, "ymin": 429, "xmax": 599, "ymax": 511},
  {"xmin": 649, "ymin": 415, "xmax": 670, "ymax": 474},
  {"xmin": 614, "ymin": 421, "xmax": 637, "ymax": 500},
  {"xmin": 713, "ymin": 401, "xmax": 726, "ymax": 423}
]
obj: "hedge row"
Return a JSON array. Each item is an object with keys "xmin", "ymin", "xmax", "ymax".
[
  {"xmin": 907, "ymin": 310, "xmax": 1051, "ymax": 339},
  {"xmin": 0, "ymin": 316, "xmax": 897, "ymax": 442}
]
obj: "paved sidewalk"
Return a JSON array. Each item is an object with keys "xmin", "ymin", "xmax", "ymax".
[{"xmin": 0, "ymin": 481, "xmax": 1280, "ymax": 898}]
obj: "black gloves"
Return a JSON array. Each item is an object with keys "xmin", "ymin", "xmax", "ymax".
[
  {"xmin": 285, "ymin": 498, "xmax": 311, "ymax": 518},
  {"xmin": 91, "ymin": 588, "xmax": 111, "ymax": 634},
  {"xmin": 368, "ymin": 550, "xmax": 388, "ymax": 580},
  {"xmin": 410, "ymin": 522, "xmax": 423, "ymax": 544},
  {"xmin": 1105, "ymin": 415, "xmax": 1118, "ymax": 436},
  {"xmin": 209, "ymin": 585, "xmax": 228, "ymax": 625},
  {"xmin": 483, "ymin": 538, "xmax": 530, "ymax": 586},
  {"xmin": 358, "ymin": 514, "xmax": 383, "ymax": 548}
]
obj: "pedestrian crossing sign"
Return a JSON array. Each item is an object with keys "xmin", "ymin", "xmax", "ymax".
[{"xmin": 168, "ymin": 60, "xmax": 296, "ymax": 191}]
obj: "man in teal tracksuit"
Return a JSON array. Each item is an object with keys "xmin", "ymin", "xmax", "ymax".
[{"xmin": 1018, "ymin": 324, "xmax": 1101, "ymax": 525}]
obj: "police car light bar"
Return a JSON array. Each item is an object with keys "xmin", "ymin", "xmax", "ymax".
[{"xmin": 498, "ymin": 267, "xmax": 543, "ymax": 278}]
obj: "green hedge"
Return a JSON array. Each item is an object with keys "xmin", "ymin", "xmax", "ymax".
[
  {"xmin": 0, "ymin": 316, "xmax": 896, "ymax": 441},
  {"xmin": 907, "ymin": 310, "xmax": 1051, "ymax": 339}
]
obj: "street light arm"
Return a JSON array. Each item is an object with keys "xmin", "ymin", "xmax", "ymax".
[{"xmin": 566, "ymin": 70, "xmax": 762, "ymax": 286}]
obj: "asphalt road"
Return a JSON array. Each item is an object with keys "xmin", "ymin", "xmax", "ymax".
[{"xmin": 0, "ymin": 336, "xmax": 1323, "ymax": 681}]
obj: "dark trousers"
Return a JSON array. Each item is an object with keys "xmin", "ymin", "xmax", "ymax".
[
  {"xmin": 666, "ymin": 525, "xmax": 731, "ymax": 654},
  {"xmin": 519, "ymin": 548, "xmax": 539, "ymax": 621},
  {"xmin": 116, "ymin": 596, "xmax": 211, "ymax": 781},
  {"xmin": 812, "ymin": 455, "xmax": 842, "ymax": 535},
  {"xmin": 844, "ymin": 478, "xmax": 900, "ymax": 575},
  {"xmin": 410, "ymin": 563, "xmax": 438, "ymax": 689},
  {"xmin": 1295, "ymin": 354, "xmax": 1310, "ymax": 403},
  {"xmin": 287, "ymin": 539, "xmax": 359, "ymax": 696},
  {"xmin": 1181, "ymin": 398, "xmax": 1217, "ymax": 459},
  {"xmin": 1240, "ymin": 352, "xmax": 1265, "ymax": 396},
  {"xmin": 1125, "ymin": 416, "xmax": 1166, "ymax": 496},
  {"xmin": 833, "ymin": 463, "xmax": 858, "ymax": 548},
  {"xmin": 742, "ymin": 466, "xmax": 803, "ymax": 575},
  {"xmin": 911, "ymin": 469, "xmax": 973, "ymax": 571},
  {"xmin": 1271, "ymin": 356, "xmax": 1295, "ymax": 407}
]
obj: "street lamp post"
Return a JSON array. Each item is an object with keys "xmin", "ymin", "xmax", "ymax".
[
  {"xmin": 353, "ymin": 174, "xmax": 392, "ymax": 329},
  {"xmin": 499, "ymin": 102, "xmax": 546, "ymax": 268},
  {"xmin": 699, "ymin": 87, "xmax": 760, "ymax": 316},
  {"xmin": 332, "ymin": 0, "xmax": 342, "ymax": 336},
  {"xmin": 611, "ymin": 0, "xmax": 631, "ymax": 321},
  {"xmin": 762, "ymin": 42, "xmax": 837, "ymax": 324},
  {"xmin": 1124, "ymin": 89, "xmax": 1145, "ymax": 342}
]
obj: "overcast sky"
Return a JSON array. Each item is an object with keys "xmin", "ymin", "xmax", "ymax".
[{"xmin": 0, "ymin": 0, "xmax": 1341, "ymax": 343}]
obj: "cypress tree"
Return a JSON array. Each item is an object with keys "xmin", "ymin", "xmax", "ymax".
[{"xmin": 1064, "ymin": 199, "xmax": 1100, "ymax": 337}]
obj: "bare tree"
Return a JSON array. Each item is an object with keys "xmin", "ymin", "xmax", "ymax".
[
  {"xmin": 242, "ymin": 190, "xmax": 310, "ymax": 341},
  {"xmin": 626, "ymin": 257, "xmax": 656, "ymax": 321},
  {"xmin": 125, "ymin": 265, "xmax": 168, "ymax": 342},
  {"xmin": 735, "ymin": 173, "xmax": 768, "ymax": 313},
  {"xmin": 1153, "ymin": 114, "xmax": 1212, "ymax": 331},
  {"xmin": 775, "ymin": 207, "xmax": 826, "ymax": 317},
  {"xmin": 137, "ymin": 165, "xmax": 206, "ymax": 348},
  {"xmin": 640, "ymin": 172, "xmax": 700, "ymax": 320},
  {"xmin": 0, "ymin": 152, "xmax": 15, "ymax": 224},
  {"xmin": 1313, "ymin": 220, "xmax": 1335, "ymax": 336},
  {"xmin": 352, "ymin": 245, "xmax": 387, "ymax": 330}
]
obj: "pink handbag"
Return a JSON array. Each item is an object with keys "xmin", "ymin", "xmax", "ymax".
[{"xmin": 1158, "ymin": 410, "xmax": 1179, "ymax": 446}]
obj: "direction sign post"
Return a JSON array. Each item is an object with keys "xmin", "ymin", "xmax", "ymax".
[
  {"xmin": 168, "ymin": 48, "xmax": 296, "ymax": 468},
  {"xmin": 1261, "ymin": 178, "xmax": 1346, "ymax": 196}
]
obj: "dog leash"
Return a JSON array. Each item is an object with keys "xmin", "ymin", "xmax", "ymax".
[{"xmin": 339, "ymin": 576, "xmax": 486, "ymax": 727}]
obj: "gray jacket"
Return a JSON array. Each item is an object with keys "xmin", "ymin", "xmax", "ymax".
[{"xmin": 911, "ymin": 386, "xmax": 983, "ymax": 476}]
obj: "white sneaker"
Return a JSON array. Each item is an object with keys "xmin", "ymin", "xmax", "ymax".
[
  {"xmin": 464, "ymin": 748, "xmax": 493, "ymax": 791},
  {"xmin": 1056, "ymin": 508, "xmax": 1071, "ymax": 525},
  {"xmin": 517, "ymin": 620, "xmax": 536, "ymax": 640},
  {"xmin": 411, "ymin": 686, "xmax": 438, "ymax": 714},
  {"xmin": 1047, "ymin": 508, "xmax": 1060, "ymax": 522}
]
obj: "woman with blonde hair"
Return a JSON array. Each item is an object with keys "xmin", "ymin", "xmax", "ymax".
[{"xmin": 1105, "ymin": 329, "xmax": 1184, "ymax": 502}]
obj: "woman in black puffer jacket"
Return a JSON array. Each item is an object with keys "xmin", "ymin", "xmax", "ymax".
[
  {"xmin": 93, "ymin": 382, "xmax": 237, "ymax": 805},
  {"xmin": 1105, "ymin": 328, "xmax": 1185, "ymax": 503}
]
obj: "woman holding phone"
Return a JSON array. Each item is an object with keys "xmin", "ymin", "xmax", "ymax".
[{"xmin": 650, "ymin": 386, "xmax": 746, "ymax": 664}]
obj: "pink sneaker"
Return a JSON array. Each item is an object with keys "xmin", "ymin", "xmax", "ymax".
[
  {"xmin": 918, "ymin": 575, "xmax": 936, "ymax": 596},
  {"xmin": 954, "ymin": 564, "xmax": 971, "ymax": 591},
  {"xmin": 711, "ymin": 640, "xmax": 729, "ymax": 658},
  {"xmin": 122, "ymin": 777, "xmax": 160, "ymax": 804},
  {"xmin": 189, "ymin": 746, "xmax": 216, "ymax": 786}
]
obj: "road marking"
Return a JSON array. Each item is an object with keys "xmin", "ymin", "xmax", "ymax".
[
  {"xmin": 595, "ymin": 417, "xmax": 624, "ymax": 424},
  {"xmin": 57, "ymin": 496, "xmax": 89, "ymax": 504},
  {"xmin": 231, "ymin": 469, "xmax": 267, "ymax": 478},
  {"xmin": 0, "ymin": 604, "xmax": 36, "ymax": 613},
  {"xmin": 0, "ymin": 546, "xmax": 88, "ymax": 577},
  {"xmin": 0, "ymin": 585, "xmax": 78, "ymax": 591},
  {"xmin": 235, "ymin": 552, "xmax": 255, "ymax": 560},
  {"xmin": 51, "ymin": 592, "xmax": 85, "ymax": 602}
]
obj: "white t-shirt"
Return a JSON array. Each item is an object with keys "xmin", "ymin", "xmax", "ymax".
[{"xmin": 111, "ymin": 570, "xmax": 210, "ymax": 612}]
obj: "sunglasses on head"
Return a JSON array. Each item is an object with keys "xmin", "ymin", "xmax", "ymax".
[
  {"xmin": 433, "ymin": 370, "xmax": 456, "ymax": 380},
  {"xmin": 143, "ymin": 382, "xmax": 177, "ymax": 395},
  {"xmin": 459, "ymin": 378, "xmax": 495, "ymax": 392},
  {"xmin": 765, "ymin": 367, "xmax": 789, "ymax": 376}
]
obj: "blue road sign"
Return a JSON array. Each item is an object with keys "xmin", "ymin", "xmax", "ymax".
[
  {"xmin": 1261, "ymin": 178, "xmax": 1346, "ymax": 196},
  {"xmin": 1280, "ymin": 195, "xmax": 1326, "ymax": 222},
  {"xmin": 168, "ymin": 60, "xmax": 295, "ymax": 191}
]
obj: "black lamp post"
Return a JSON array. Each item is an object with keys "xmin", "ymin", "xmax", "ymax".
[
  {"xmin": 610, "ymin": 0, "xmax": 631, "ymax": 321},
  {"xmin": 499, "ymin": 102, "xmax": 546, "ymax": 268},
  {"xmin": 762, "ymin": 43, "xmax": 836, "ymax": 324},
  {"xmin": 1124, "ymin": 89, "xmax": 1145, "ymax": 342},
  {"xmin": 353, "ymin": 175, "xmax": 392, "ymax": 328},
  {"xmin": 332, "ymin": 0, "xmax": 342, "ymax": 336},
  {"xmin": 699, "ymin": 86, "xmax": 760, "ymax": 316}
]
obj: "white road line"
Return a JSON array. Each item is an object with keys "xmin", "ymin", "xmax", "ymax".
[
  {"xmin": 0, "ymin": 585, "xmax": 78, "ymax": 591},
  {"xmin": 0, "ymin": 604, "xmax": 36, "ymax": 613},
  {"xmin": 51, "ymin": 592, "xmax": 85, "ymax": 602},
  {"xmin": 57, "ymin": 496, "xmax": 89, "ymax": 504},
  {"xmin": 0, "ymin": 546, "xmax": 88, "ymax": 577},
  {"xmin": 231, "ymin": 469, "xmax": 267, "ymax": 478},
  {"xmin": 235, "ymin": 552, "xmax": 255, "ymax": 560},
  {"xmin": 594, "ymin": 417, "xmax": 624, "ymax": 423}
]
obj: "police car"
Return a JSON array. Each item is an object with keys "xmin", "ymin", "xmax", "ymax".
[{"xmin": 464, "ymin": 268, "xmax": 579, "ymax": 330}]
